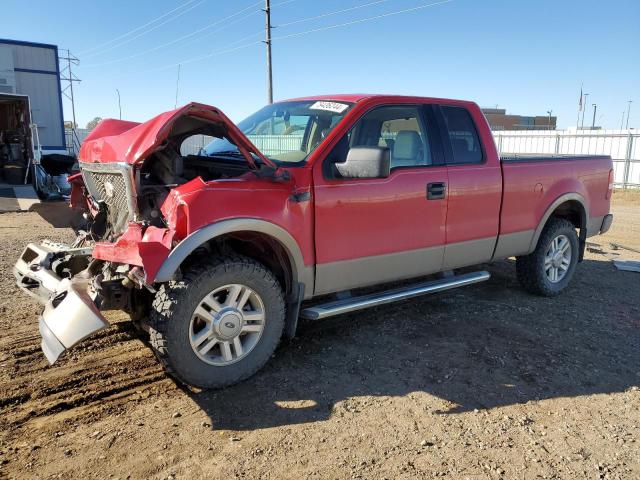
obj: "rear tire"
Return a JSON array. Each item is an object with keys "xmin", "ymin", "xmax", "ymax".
[
  {"xmin": 516, "ymin": 218, "xmax": 579, "ymax": 297},
  {"xmin": 149, "ymin": 255, "xmax": 285, "ymax": 389}
]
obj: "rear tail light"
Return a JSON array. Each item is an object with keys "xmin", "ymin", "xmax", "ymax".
[{"xmin": 606, "ymin": 169, "xmax": 614, "ymax": 199}]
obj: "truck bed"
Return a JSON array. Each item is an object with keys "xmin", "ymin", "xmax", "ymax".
[
  {"xmin": 500, "ymin": 154, "xmax": 611, "ymax": 163},
  {"xmin": 496, "ymin": 154, "xmax": 613, "ymax": 259}
]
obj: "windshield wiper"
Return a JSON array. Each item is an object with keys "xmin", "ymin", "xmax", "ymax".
[
  {"xmin": 228, "ymin": 150, "xmax": 266, "ymax": 161},
  {"xmin": 213, "ymin": 150, "xmax": 243, "ymax": 156},
  {"xmin": 207, "ymin": 150, "xmax": 267, "ymax": 166},
  {"xmin": 204, "ymin": 150, "xmax": 245, "ymax": 160}
]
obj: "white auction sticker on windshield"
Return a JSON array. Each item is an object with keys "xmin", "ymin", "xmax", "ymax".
[{"xmin": 309, "ymin": 101, "xmax": 349, "ymax": 113}]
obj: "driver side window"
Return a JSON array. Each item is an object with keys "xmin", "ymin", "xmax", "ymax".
[{"xmin": 325, "ymin": 105, "xmax": 432, "ymax": 177}]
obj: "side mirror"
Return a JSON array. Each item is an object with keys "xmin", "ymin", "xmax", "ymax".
[{"xmin": 334, "ymin": 146, "xmax": 390, "ymax": 179}]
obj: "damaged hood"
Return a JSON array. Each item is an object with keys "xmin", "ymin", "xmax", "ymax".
[{"xmin": 79, "ymin": 102, "xmax": 275, "ymax": 169}]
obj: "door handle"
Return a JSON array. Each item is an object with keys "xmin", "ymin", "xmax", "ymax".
[{"xmin": 427, "ymin": 182, "xmax": 446, "ymax": 200}]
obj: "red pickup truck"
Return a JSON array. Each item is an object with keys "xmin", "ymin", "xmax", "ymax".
[{"xmin": 14, "ymin": 94, "xmax": 613, "ymax": 389}]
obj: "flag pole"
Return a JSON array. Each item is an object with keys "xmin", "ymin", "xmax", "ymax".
[{"xmin": 576, "ymin": 83, "xmax": 583, "ymax": 129}]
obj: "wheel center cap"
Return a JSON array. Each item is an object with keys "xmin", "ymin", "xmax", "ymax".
[
  {"xmin": 552, "ymin": 251, "xmax": 564, "ymax": 267},
  {"xmin": 215, "ymin": 311, "xmax": 243, "ymax": 339}
]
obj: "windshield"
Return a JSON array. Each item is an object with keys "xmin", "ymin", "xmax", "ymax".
[{"xmin": 202, "ymin": 100, "xmax": 353, "ymax": 164}]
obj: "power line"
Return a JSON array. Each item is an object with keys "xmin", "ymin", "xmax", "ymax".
[
  {"xmin": 150, "ymin": 0, "xmax": 454, "ymax": 72},
  {"xmin": 177, "ymin": 0, "xmax": 300, "ymax": 48},
  {"xmin": 271, "ymin": 0, "xmax": 300, "ymax": 7},
  {"xmin": 77, "ymin": 0, "xmax": 201, "ymax": 56},
  {"xmin": 149, "ymin": 40, "xmax": 264, "ymax": 72},
  {"xmin": 277, "ymin": 0, "xmax": 396, "ymax": 28},
  {"xmin": 177, "ymin": 0, "xmax": 386, "ymax": 53},
  {"xmin": 82, "ymin": 0, "xmax": 207, "ymax": 59},
  {"xmin": 83, "ymin": 2, "xmax": 262, "ymax": 68},
  {"xmin": 213, "ymin": 26, "xmax": 264, "ymax": 48},
  {"xmin": 272, "ymin": 0, "xmax": 454, "ymax": 42},
  {"xmin": 174, "ymin": 1, "xmax": 264, "ymax": 45},
  {"xmin": 82, "ymin": 0, "xmax": 302, "ymax": 68}
]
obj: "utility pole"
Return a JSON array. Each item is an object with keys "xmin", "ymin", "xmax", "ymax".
[
  {"xmin": 591, "ymin": 104, "xmax": 597, "ymax": 129},
  {"xmin": 59, "ymin": 49, "xmax": 80, "ymax": 128},
  {"xmin": 581, "ymin": 93, "xmax": 589, "ymax": 129},
  {"xmin": 264, "ymin": 0, "xmax": 273, "ymax": 104},
  {"xmin": 626, "ymin": 100, "xmax": 633, "ymax": 129},
  {"xmin": 116, "ymin": 89, "xmax": 122, "ymax": 119},
  {"xmin": 547, "ymin": 110, "xmax": 553, "ymax": 130}
]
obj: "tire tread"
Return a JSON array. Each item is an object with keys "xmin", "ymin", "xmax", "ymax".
[
  {"xmin": 148, "ymin": 254, "xmax": 284, "ymax": 388},
  {"xmin": 516, "ymin": 218, "xmax": 578, "ymax": 297}
]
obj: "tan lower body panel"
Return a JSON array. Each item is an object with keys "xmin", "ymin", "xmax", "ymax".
[
  {"xmin": 442, "ymin": 237, "xmax": 498, "ymax": 270},
  {"xmin": 492, "ymin": 230, "xmax": 536, "ymax": 259},
  {"xmin": 587, "ymin": 215, "xmax": 605, "ymax": 237},
  {"xmin": 314, "ymin": 245, "xmax": 444, "ymax": 296},
  {"xmin": 313, "ymin": 228, "xmax": 562, "ymax": 296}
]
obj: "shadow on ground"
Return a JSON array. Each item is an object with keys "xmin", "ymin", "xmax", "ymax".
[
  {"xmin": 30, "ymin": 201, "xmax": 80, "ymax": 228},
  {"xmin": 185, "ymin": 259, "xmax": 639, "ymax": 431}
]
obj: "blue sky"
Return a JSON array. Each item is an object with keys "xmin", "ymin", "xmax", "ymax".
[{"xmin": 2, "ymin": 0, "xmax": 639, "ymax": 129}]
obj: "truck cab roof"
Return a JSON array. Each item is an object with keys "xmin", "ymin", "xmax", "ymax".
[{"xmin": 280, "ymin": 93, "xmax": 478, "ymax": 107}]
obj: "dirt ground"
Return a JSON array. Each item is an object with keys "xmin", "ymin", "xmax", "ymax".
[{"xmin": 1, "ymin": 193, "xmax": 638, "ymax": 480}]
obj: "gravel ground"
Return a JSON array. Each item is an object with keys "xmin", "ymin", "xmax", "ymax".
[{"xmin": 0, "ymin": 193, "xmax": 638, "ymax": 479}]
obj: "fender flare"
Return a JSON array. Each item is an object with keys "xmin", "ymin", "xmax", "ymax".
[
  {"xmin": 528, "ymin": 192, "xmax": 588, "ymax": 252},
  {"xmin": 153, "ymin": 218, "xmax": 312, "ymax": 291}
]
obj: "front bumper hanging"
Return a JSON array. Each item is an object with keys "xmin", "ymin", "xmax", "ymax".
[{"xmin": 14, "ymin": 242, "xmax": 110, "ymax": 364}]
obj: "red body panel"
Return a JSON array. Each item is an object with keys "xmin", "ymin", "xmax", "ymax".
[
  {"xmin": 159, "ymin": 169, "xmax": 316, "ymax": 265},
  {"xmin": 500, "ymin": 158, "xmax": 611, "ymax": 235},
  {"xmin": 445, "ymin": 164, "xmax": 502, "ymax": 243},
  {"xmin": 439, "ymin": 102, "xmax": 502, "ymax": 251},
  {"xmin": 314, "ymin": 167, "xmax": 449, "ymax": 263},
  {"xmin": 80, "ymin": 94, "xmax": 612, "ymax": 292},
  {"xmin": 310, "ymin": 96, "xmax": 500, "ymax": 267},
  {"xmin": 90, "ymin": 168, "xmax": 316, "ymax": 282},
  {"xmin": 92, "ymin": 223, "xmax": 173, "ymax": 282}
]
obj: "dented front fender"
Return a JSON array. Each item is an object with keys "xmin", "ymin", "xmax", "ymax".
[{"xmin": 91, "ymin": 222, "xmax": 174, "ymax": 283}]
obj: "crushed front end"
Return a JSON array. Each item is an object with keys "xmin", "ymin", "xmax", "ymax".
[
  {"xmin": 13, "ymin": 102, "xmax": 274, "ymax": 365},
  {"xmin": 14, "ymin": 161, "xmax": 164, "ymax": 364}
]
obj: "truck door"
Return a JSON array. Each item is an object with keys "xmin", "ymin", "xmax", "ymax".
[
  {"xmin": 435, "ymin": 104, "xmax": 502, "ymax": 269},
  {"xmin": 312, "ymin": 104, "xmax": 449, "ymax": 295}
]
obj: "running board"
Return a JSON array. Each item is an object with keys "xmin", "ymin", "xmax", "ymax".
[{"xmin": 300, "ymin": 271, "xmax": 490, "ymax": 320}]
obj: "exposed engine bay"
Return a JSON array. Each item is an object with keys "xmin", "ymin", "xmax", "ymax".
[
  {"xmin": 77, "ymin": 111, "xmax": 257, "ymax": 242},
  {"xmin": 138, "ymin": 148, "xmax": 250, "ymax": 227},
  {"xmin": 141, "ymin": 114, "xmax": 250, "ymax": 186}
]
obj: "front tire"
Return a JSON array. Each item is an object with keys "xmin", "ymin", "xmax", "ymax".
[
  {"xmin": 516, "ymin": 218, "xmax": 579, "ymax": 297},
  {"xmin": 149, "ymin": 255, "xmax": 285, "ymax": 389}
]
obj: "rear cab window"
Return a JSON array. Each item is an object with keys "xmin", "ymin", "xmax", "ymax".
[{"xmin": 439, "ymin": 105, "xmax": 483, "ymax": 165}]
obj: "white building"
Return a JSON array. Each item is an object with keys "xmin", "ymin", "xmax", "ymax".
[{"xmin": 0, "ymin": 38, "xmax": 66, "ymax": 154}]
